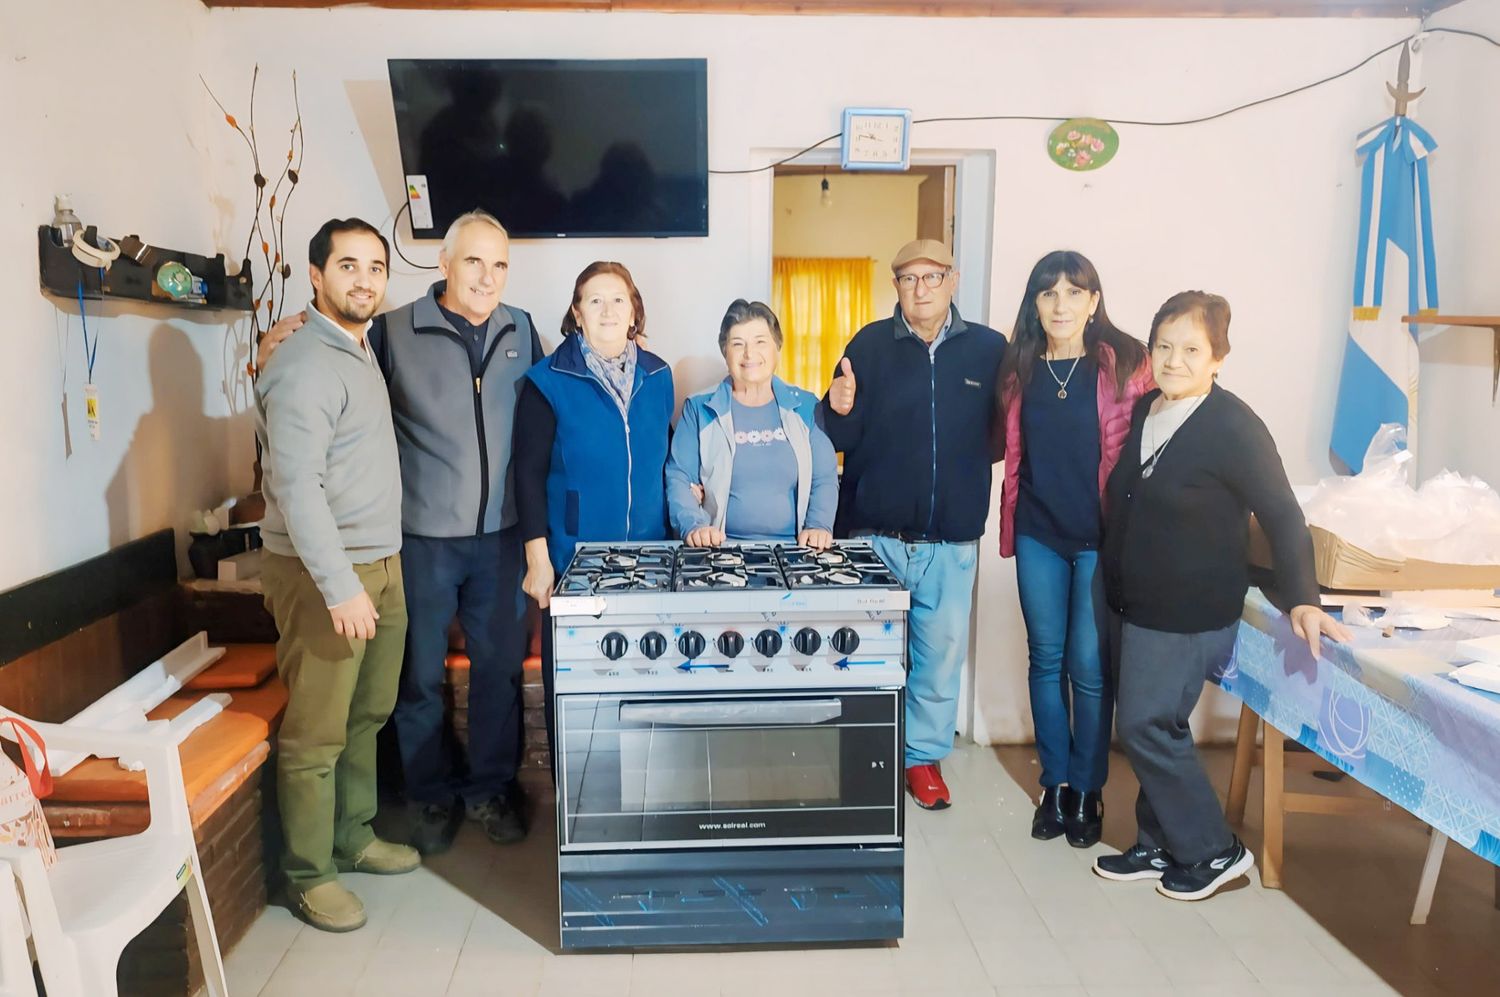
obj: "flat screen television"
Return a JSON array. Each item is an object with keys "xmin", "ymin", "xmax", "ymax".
[{"xmin": 388, "ymin": 58, "xmax": 709, "ymax": 239}]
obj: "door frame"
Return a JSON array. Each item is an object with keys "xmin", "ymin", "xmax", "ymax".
[
  {"xmin": 749, "ymin": 147, "xmax": 995, "ymax": 327},
  {"xmin": 748, "ymin": 147, "xmax": 997, "ymax": 742}
]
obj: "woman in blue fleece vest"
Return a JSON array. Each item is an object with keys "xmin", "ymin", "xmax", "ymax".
[
  {"xmin": 513, "ymin": 261, "xmax": 674, "ymax": 767},
  {"xmin": 515, "ymin": 261, "xmax": 674, "ymax": 586}
]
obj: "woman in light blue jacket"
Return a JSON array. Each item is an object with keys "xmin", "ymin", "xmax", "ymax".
[{"xmin": 667, "ymin": 300, "xmax": 838, "ymax": 549}]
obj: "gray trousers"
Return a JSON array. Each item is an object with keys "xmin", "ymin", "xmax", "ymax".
[{"xmin": 1116, "ymin": 620, "xmax": 1238, "ymax": 865}]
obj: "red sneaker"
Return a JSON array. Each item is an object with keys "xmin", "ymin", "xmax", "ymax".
[{"xmin": 905, "ymin": 763, "xmax": 951, "ymax": 810}]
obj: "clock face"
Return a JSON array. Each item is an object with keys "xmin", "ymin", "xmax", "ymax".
[{"xmin": 847, "ymin": 114, "xmax": 906, "ymax": 164}]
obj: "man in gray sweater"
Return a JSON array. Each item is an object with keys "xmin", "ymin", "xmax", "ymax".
[{"xmin": 256, "ymin": 218, "xmax": 419, "ymax": 932}]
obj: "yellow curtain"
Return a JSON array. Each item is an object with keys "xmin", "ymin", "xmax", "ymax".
[{"xmin": 772, "ymin": 257, "xmax": 875, "ymax": 395}]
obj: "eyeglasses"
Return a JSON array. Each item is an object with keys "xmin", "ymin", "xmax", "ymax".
[{"xmin": 894, "ymin": 270, "xmax": 951, "ymax": 290}]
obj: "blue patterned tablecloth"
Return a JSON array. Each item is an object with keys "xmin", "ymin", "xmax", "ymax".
[{"xmin": 1217, "ymin": 590, "xmax": 1500, "ymax": 865}]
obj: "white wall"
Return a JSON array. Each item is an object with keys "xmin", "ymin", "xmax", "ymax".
[
  {"xmin": 0, "ymin": 0, "xmax": 253, "ymax": 592},
  {"xmin": 187, "ymin": 9, "xmax": 1415, "ymax": 460},
  {"xmin": 773, "ymin": 172, "xmax": 924, "ymax": 321},
  {"xmin": 1415, "ymin": 0, "xmax": 1500, "ymax": 487},
  {"xmin": 17, "ymin": 3, "xmax": 1497, "ymax": 747}
]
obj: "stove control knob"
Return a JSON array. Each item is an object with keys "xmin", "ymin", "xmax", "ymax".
[
  {"xmin": 831, "ymin": 627, "xmax": 861, "ymax": 655},
  {"xmin": 753, "ymin": 629, "xmax": 783, "ymax": 657},
  {"xmin": 717, "ymin": 630, "xmax": 745, "ymax": 658},
  {"xmin": 678, "ymin": 630, "xmax": 707, "ymax": 660},
  {"xmin": 792, "ymin": 627, "xmax": 822, "ymax": 656},
  {"xmin": 601, "ymin": 631, "xmax": 629, "ymax": 661},
  {"xmin": 639, "ymin": 631, "xmax": 667, "ymax": 660}
]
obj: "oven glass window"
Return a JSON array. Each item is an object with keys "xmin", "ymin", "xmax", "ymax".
[
  {"xmin": 559, "ymin": 692, "xmax": 901, "ymax": 848},
  {"xmin": 621, "ymin": 728, "xmax": 840, "ymax": 810}
]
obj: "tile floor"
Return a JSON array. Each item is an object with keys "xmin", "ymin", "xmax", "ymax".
[{"xmin": 224, "ymin": 744, "xmax": 1500, "ymax": 996}]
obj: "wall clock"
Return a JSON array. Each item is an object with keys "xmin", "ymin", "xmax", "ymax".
[{"xmin": 841, "ymin": 107, "xmax": 911, "ymax": 172}]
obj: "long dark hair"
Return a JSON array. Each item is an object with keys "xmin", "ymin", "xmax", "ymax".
[{"xmin": 999, "ymin": 250, "xmax": 1146, "ymax": 406}]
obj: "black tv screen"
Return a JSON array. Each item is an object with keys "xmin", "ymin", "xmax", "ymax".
[{"xmin": 388, "ymin": 58, "xmax": 709, "ymax": 239}]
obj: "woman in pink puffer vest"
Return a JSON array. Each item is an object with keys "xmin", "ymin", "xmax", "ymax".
[{"xmin": 997, "ymin": 251, "xmax": 1153, "ymax": 848}]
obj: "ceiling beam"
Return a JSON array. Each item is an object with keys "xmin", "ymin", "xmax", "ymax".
[{"xmin": 200, "ymin": 0, "xmax": 1461, "ymax": 19}]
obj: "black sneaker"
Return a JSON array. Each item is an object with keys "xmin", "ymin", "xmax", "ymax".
[
  {"xmin": 469, "ymin": 783, "xmax": 528, "ymax": 845},
  {"xmin": 1156, "ymin": 837, "xmax": 1254, "ymax": 901},
  {"xmin": 1093, "ymin": 843, "xmax": 1172, "ymax": 882},
  {"xmin": 409, "ymin": 799, "xmax": 463, "ymax": 856}
]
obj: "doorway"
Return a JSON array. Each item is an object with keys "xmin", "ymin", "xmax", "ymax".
[
  {"xmin": 769, "ymin": 164, "xmax": 955, "ymax": 394},
  {"xmin": 751, "ymin": 149, "xmax": 997, "ymax": 744}
]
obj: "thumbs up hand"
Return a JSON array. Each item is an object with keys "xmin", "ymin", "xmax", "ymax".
[{"xmin": 829, "ymin": 357, "xmax": 857, "ymax": 416}]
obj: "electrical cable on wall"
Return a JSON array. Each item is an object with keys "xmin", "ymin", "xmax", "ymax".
[
  {"xmin": 391, "ymin": 200, "xmax": 440, "ymax": 270},
  {"xmin": 709, "ymin": 25, "xmax": 1500, "ymax": 175},
  {"xmin": 387, "ymin": 23, "xmax": 1500, "ymax": 256}
]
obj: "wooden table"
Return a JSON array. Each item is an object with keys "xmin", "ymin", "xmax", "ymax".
[{"xmin": 1218, "ymin": 590, "xmax": 1500, "ymax": 923}]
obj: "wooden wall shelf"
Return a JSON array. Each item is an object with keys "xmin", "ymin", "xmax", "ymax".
[
  {"xmin": 1403, "ymin": 314, "xmax": 1500, "ymax": 328},
  {"xmin": 38, "ymin": 226, "xmax": 254, "ymax": 313},
  {"xmin": 1404, "ymin": 314, "xmax": 1500, "ymax": 402}
]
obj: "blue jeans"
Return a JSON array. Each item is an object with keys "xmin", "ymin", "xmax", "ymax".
[
  {"xmin": 395, "ymin": 529, "xmax": 527, "ymax": 806},
  {"xmin": 869, "ymin": 537, "xmax": 979, "ymax": 768},
  {"xmin": 1014, "ymin": 534, "xmax": 1111, "ymax": 792}
]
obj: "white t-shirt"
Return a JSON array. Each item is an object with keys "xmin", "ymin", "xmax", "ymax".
[{"xmin": 1140, "ymin": 393, "xmax": 1208, "ymax": 464}]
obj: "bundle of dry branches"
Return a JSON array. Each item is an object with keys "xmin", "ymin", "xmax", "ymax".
[{"xmin": 202, "ymin": 65, "xmax": 305, "ymax": 375}]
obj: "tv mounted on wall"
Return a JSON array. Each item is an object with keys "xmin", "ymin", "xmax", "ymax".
[{"xmin": 388, "ymin": 58, "xmax": 709, "ymax": 240}]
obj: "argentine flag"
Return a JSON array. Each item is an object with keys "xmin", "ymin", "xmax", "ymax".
[{"xmin": 1330, "ymin": 115, "xmax": 1439, "ymax": 473}]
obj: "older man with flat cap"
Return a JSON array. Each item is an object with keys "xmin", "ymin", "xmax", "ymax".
[{"xmin": 820, "ymin": 239, "xmax": 1007, "ymax": 811}]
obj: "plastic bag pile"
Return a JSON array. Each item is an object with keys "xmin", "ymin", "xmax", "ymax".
[{"xmin": 1301, "ymin": 424, "xmax": 1500, "ymax": 565}]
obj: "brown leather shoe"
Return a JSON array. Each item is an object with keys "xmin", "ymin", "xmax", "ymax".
[
  {"xmin": 293, "ymin": 881, "xmax": 367, "ymax": 932},
  {"xmin": 336, "ymin": 838, "xmax": 421, "ymax": 875}
]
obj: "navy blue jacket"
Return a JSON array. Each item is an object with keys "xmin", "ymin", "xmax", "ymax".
[
  {"xmin": 820, "ymin": 306, "xmax": 1007, "ymax": 542},
  {"xmin": 521, "ymin": 335, "xmax": 674, "ymax": 573}
]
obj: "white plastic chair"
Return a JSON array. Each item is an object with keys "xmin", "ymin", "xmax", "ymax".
[
  {"xmin": 0, "ymin": 863, "xmax": 38, "ymax": 997},
  {"xmin": 0, "ymin": 715, "xmax": 228, "ymax": 997}
]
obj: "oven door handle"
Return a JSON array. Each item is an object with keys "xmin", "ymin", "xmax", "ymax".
[{"xmin": 617, "ymin": 698, "xmax": 843, "ymax": 727}]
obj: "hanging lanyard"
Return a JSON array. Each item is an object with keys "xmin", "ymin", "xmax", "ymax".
[{"xmin": 78, "ymin": 275, "xmax": 101, "ymax": 439}]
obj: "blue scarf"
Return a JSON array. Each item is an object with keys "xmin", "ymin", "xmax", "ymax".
[{"xmin": 579, "ymin": 337, "xmax": 637, "ymax": 418}]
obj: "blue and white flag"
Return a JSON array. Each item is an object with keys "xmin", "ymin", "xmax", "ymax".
[{"xmin": 1330, "ymin": 116, "xmax": 1439, "ymax": 473}]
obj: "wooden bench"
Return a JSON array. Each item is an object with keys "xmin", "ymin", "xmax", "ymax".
[
  {"xmin": 0, "ymin": 531, "xmax": 286, "ymax": 996},
  {"xmin": 46, "ymin": 648, "xmax": 286, "ymax": 837}
]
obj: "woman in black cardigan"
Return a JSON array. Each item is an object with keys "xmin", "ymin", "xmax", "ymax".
[{"xmin": 1095, "ymin": 291, "xmax": 1350, "ymax": 901}]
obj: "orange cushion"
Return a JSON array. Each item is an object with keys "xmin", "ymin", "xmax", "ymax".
[
  {"xmin": 447, "ymin": 653, "xmax": 543, "ymax": 673},
  {"xmin": 48, "ymin": 677, "xmax": 288, "ymax": 804},
  {"xmin": 185, "ymin": 644, "xmax": 277, "ymax": 690}
]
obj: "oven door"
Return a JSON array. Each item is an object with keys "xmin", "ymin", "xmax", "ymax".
[{"xmin": 557, "ymin": 689, "xmax": 902, "ymax": 850}]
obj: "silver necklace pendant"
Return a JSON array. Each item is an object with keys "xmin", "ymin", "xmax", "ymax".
[
  {"xmin": 1141, "ymin": 463, "xmax": 1154, "ymax": 479},
  {"xmin": 1045, "ymin": 354, "xmax": 1083, "ymax": 400}
]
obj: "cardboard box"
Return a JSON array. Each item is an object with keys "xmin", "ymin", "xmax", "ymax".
[
  {"xmin": 1248, "ymin": 520, "xmax": 1500, "ymax": 592},
  {"xmin": 216, "ymin": 549, "xmax": 262, "ymax": 583}
]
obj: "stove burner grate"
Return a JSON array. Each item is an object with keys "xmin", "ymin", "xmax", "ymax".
[{"xmin": 557, "ymin": 541, "xmax": 902, "ymax": 595}]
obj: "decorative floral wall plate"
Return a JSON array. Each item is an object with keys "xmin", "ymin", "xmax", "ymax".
[{"xmin": 1048, "ymin": 118, "xmax": 1119, "ymax": 171}]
